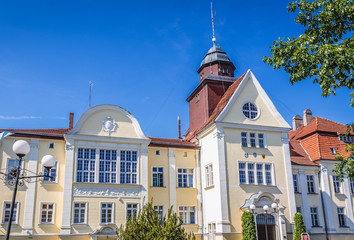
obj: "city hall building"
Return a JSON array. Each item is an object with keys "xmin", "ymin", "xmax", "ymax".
[{"xmin": 0, "ymin": 41, "xmax": 353, "ymax": 240}]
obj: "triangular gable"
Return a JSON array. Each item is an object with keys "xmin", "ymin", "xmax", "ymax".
[{"xmin": 216, "ymin": 70, "xmax": 290, "ymax": 129}]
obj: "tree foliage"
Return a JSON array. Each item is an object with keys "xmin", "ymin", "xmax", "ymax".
[
  {"xmin": 241, "ymin": 211, "xmax": 257, "ymax": 240},
  {"xmin": 118, "ymin": 201, "xmax": 195, "ymax": 240},
  {"xmin": 264, "ymin": 0, "xmax": 354, "ymax": 106},
  {"xmin": 333, "ymin": 124, "xmax": 354, "ymax": 179},
  {"xmin": 293, "ymin": 213, "xmax": 306, "ymax": 240}
]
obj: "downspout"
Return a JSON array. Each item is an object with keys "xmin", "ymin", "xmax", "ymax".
[{"xmin": 318, "ymin": 169, "xmax": 329, "ymax": 240}]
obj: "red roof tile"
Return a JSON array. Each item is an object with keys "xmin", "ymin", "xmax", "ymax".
[
  {"xmin": 0, "ymin": 128, "xmax": 69, "ymax": 137},
  {"xmin": 149, "ymin": 137, "xmax": 199, "ymax": 149}
]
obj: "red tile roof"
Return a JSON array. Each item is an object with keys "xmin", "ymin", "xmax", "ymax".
[
  {"xmin": 185, "ymin": 71, "xmax": 247, "ymax": 141},
  {"xmin": 289, "ymin": 116, "xmax": 352, "ymax": 165},
  {"xmin": 149, "ymin": 137, "xmax": 200, "ymax": 149},
  {"xmin": 0, "ymin": 128, "xmax": 69, "ymax": 138}
]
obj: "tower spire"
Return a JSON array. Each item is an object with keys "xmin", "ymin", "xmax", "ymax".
[{"xmin": 211, "ymin": 2, "xmax": 216, "ymax": 44}]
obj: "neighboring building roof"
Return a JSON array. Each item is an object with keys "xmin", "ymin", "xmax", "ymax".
[
  {"xmin": 149, "ymin": 137, "xmax": 200, "ymax": 149},
  {"xmin": 185, "ymin": 71, "xmax": 247, "ymax": 141},
  {"xmin": 0, "ymin": 128, "xmax": 69, "ymax": 139},
  {"xmin": 289, "ymin": 116, "xmax": 352, "ymax": 166}
]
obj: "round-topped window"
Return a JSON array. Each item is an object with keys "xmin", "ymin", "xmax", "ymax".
[{"xmin": 242, "ymin": 102, "xmax": 258, "ymax": 119}]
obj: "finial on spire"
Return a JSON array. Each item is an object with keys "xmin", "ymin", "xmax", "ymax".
[{"xmin": 211, "ymin": 2, "xmax": 216, "ymax": 44}]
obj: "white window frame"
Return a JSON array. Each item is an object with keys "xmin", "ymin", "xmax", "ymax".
[
  {"xmin": 100, "ymin": 202, "xmax": 114, "ymax": 224},
  {"xmin": 205, "ymin": 164, "xmax": 214, "ymax": 187},
  {"xmin": 330, "ymin": 147, "xmax": 336, "ymax": 155},
  {"xmin": 126, "ymin": 203, "xmax": 139, "ymax": 222},
  {"xmin": 76, "ymin": 148, "xmax": 96, "ymax": 183},
  {"xmin": 332, "ymin": 176, "xmax": 343, "ymax": 194},
  {"xmin": 250, "ymin": 133, "xmax": 256, "ymax": 148},
  {"xmin": 152, "ymin": 167, "xmax": 164, "ymax": 187},
  {"xmin": 153, "ymin": 205, "xmax": 164, "ymax": 220},
  {"xmin": 241, "ymin": 132, "xmax": 248, "ymax": 147},
  {"xmin": 238, "ymin": 161, "xmax": 275, "ymax": 186},
  {"xmin": 337, "ymin": 207, "xmax": 347, "ymax": 227},
  {"xmin": 293, "ymin": 174, "xmax": 300, "ymax": 193},
  {"xmin": 310, "ymin": 207, "xmax": 320, "ymax": 227},
  {"xmin": 39, "ymin": 202, "xmax": 55, "ymax": 224},
  {"xmin": 242, "ymin": 102, "xmax": 260, "ymax": 120},
  {"xmin": 2, "ymin": 201, "xmax": 19, "ymax": 224},
  {"xmin": 98, "ymin": 149, "xmax": 118, "ymax": 184},
  {"xmin": 306, "ymin": 175, "xmax": 316, "ymax": 193},
  {"xmin": 42, "ymin": 161, "xmax": 58, "ymax": 183},
  {"xmin": 208, "ymin": 223, "xmax": 216, "ymax": 240},
  {"xmin": 177, "ymin": 168, "xmax": 194, "ymax": 188},
  {"xmin": 72, "ymin": 202, "xmax": 87, "ymax": 224},
  {"xmin": 178, "ymin": 206, "xmax": 196, "ymax": 225},
  {"xmin": 350, "ymin": 178, "xmax": 354, "ymax": 195},
  {"xmin": 120, "ymin": 150, "xmax": 138, "ymax": 184},
  {"xmin": 5, "ymin": 158, "xmax": 23, "ymax": 182},
  {"xmin": 258, "ymin": 133, "xmax": 265, "ymax": 148}
]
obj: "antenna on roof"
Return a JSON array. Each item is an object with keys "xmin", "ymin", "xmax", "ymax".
[
  {"xmin": 211, "ymin": 2, "xmax": 216, "ymax": 44},
  {"xmin": 89, "ymin": 80, "xmax": 93, "ymax": 108}
]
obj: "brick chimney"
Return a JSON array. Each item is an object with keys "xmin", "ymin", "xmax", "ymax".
[
  {"xmin": 292, "ymin": 115, "xmax": 303, "ymax": 131},
  {"xmin": 69, "ymin": 112, "xmax": 74, "ymax": 129},
  {"xmin": 303, "ymin": 109, "xmax": 313, "ymax": 126}
]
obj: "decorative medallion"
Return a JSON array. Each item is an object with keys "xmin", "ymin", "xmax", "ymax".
[
  {"xmin": 102, "ymin": 116, "xmax": 117, "ymax": 135},
  {"xmin": 262, "ymin": 154, "xmax": 265, "ymax": 159},
  {"xmin": 244, "ymin": 153, "xmax": 249, "ymax": 158},
  {"xmin": 253, "ymin": 152, "xmax": 257, "ymax": 158}
]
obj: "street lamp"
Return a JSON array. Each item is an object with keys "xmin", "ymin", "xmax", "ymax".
[
  {"xmin": 249, "ymin": 203, "xmax": 278, "ymax": 240},
  {"xmin": 0, "ymin": 140, "xmax": 56, "ymax": 240}
]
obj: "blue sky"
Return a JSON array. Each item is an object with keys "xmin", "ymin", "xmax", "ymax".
[{"xmin": 0, "ymin": 0, "xmax": 353, "ymax": 138}]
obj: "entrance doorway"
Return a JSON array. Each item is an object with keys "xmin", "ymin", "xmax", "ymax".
[{"xmin": 256, "ymin": 214, "xmax": 276, "ymax": 240}]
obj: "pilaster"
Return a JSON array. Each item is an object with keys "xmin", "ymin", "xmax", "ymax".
[
  {"xmin": 281, "ymin": 133, "xmax": 296, "ymax": 224},
  {"xmin": 214, "ymin": 127, "xmax": 230, "ymax": 233},
  {"xmin": 168, "ymin": 148, "xmax": 176, "ymax": 211},
  {"xmin": 319, "ymin": 163, "xmax": 336, "ymax": 232},
  {"xmin": 140, "ymin": 144, "xmax": 149, "ymax": 205},
  {"xmin": 61, "ymin": 139, "xmax": 75, "ymax": 234},
  {"xmin": 196, "ymin": 150, "xmax": 203, "ymax": 233},
  {"xmin": 22, "ymin": 140, "xmax": 38, "ymax": 234}
]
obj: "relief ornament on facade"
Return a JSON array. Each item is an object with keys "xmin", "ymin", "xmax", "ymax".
[{"xmin": 102, "ymin": 116, "xmax": 118, "ymax": 135}]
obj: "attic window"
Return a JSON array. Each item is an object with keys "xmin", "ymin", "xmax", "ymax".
[
  {"xmin": 242, "ymin": 102, "xmax": 258, "ymax": 120},
  {"xmin": 49, "ymin": 143, "xmax": 55, "ymax": 149},
  {"xmin": 156, "ymin": 150, "xmax": 160, "ymax": 155},
  {"xmin": 339, "ymin": 135, "xmax": 354, "ymax": 143},
  {"xmin": 184, "ymin": 152, "xmax": 188, "ymax": 157},
  {"xmin": 330, "ymin": 148, "xmax": 336, "ymax": 155}
]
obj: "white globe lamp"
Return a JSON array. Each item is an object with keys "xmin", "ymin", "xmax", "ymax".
[
  {"xmin": 41, "ymin": 155, "xmax": 56, "ymax": 168},
  {"xmin": 13, "ymin": 140, "xmax": 30, "ymax": 157},
  {"xmin": 263, "ymin": 205, "xmax": 269, "ymax": 212}
]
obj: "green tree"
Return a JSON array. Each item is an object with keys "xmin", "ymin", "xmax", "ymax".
[
  {"xmin": 263, "ymin": 0, "xmax": 354, "ymax": 106},
  {"xmin": 118, "ymin": 201, "xmax": 195, "ymax": 240},
  {"xmin": 241, "ymin": 211, "xmax": 257, "ymax": 240},
  {"xmin": 293, "ymin": 213, "xmax": 306, "ymax": 240}
]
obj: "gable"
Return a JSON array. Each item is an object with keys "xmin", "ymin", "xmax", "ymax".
[
  {"xmin": 67, "ymin": 104, "xmax": 148, "ymax": 140},
  {"xmin": 218, "ymin": 71, "xmax": 290, "ymax": 129}
]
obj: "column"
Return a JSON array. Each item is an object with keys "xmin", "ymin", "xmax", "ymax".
[
  {"xmin": 319, "ymin": 164, "xmax": 336, "ymax": 232},
  {"xmin": 168, "ymin": 148, "xmax": 176, "ymax": 211},
  {"xmin": 22, "ymin": 140, "xmax": 38, "ymax": 234},
  {"xmin": 215, "ymin": 128, "xmax": 230, "ymax": 233},
  {"xmin": 343, "ymin": 178, "xmax": 354, "ymax": 230},
  {"xmin": 298, "ymin": 170, "xmax": 312, "ymax": 232},
  {"xmin": 140, "ymin": 144, "xmax": 148, "ymax": 205},
  {"xmin": 61, "ymin": 139, "xmax": 75, "ymax": 234}
]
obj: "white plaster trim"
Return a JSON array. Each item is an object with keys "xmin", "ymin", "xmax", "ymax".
[
  {"xmin": 342, "ymin": 178, "xmax": 354, "ymax": 230},
  {"xmin": 22, "ymin": 139, "xmax": 38, "ymax": 233},
  {"xmin": 39, "ymin": 202, "xmax": 55, "ymax": 225},
  {"xmin": 72, "ymin": 201, "xmax": 88, "ymax": 225},
  {"xmin": 140, "ymin": 144, "xmax": 149, "ymax": 205},
  {"xmin": 215, "ymin": 70, "xmax": 291, "ymax": 128},
  {"xmin": 73, "ymin": 186, "xmax": 141, "ymax": 198},
  {"xmin": 196, "ymin": 150, "xmax": 203, "ymax": 233},
  {"xmin": 298, "ymin": 170, "xmax": 312, "ymax": 232},
  {"xmin": 99, "ymin": 202, "xmax": 115, "ymax": 224},
  {"xmin": 65, "ymin": 104, "xmax": 150, "ymax": 140},
  {"xmin": 292, "ymin": 165, "xmax": 319, "ymax": 170},
  {"xmin": 215, "ymin": 122, "xmax": 291, "ymax": 132}
]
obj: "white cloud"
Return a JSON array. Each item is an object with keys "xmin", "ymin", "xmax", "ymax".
[{"xmin": 0, "ymin": 115, "xmax": 41, "ymax": 120}]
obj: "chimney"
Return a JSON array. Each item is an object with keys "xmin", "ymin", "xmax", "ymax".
[
  {"xmin": 69, "ymin": 112, "xmax": 74, "ymax": 129},
  {"xmin": 303, "ymin": 109, "xmax": 313, "ymax": 126},
  {"xmin": 292, "ymin": 115, "xmax": 303, "ymax": 131}
]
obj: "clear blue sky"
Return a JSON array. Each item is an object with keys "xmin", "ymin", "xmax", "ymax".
[{"xmin": 0, "ymin": 0, "xmax": 353, "ymax": 138}]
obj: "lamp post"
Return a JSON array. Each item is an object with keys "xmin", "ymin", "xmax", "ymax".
[
  {"xmin": 249, "ymin": 203, "xmax": 278, "ymax": 240},
  {"xmin": 0, "ymin": 140, "xmax": 56, "ymax": 240}
]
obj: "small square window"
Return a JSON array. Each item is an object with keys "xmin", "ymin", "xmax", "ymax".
[
  {"xmin": 155, "ymin": 150, "xmax": 160, "ymax": 155},
  {"xmin": 184, "ymin": 152, "xmax": 188, "ymax": 157},
  {"xmin": 48, "ymin": 143, "xmax": 55, "ymax": 149}
]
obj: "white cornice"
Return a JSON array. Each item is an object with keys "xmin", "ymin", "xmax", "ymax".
[
  {"xmin": 65, "ymin": 134, "xmax": 150, "ymax": 144},
  {"xmin": 214, "ymin": 121, "xmax": 291, "ymax": 132}
]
